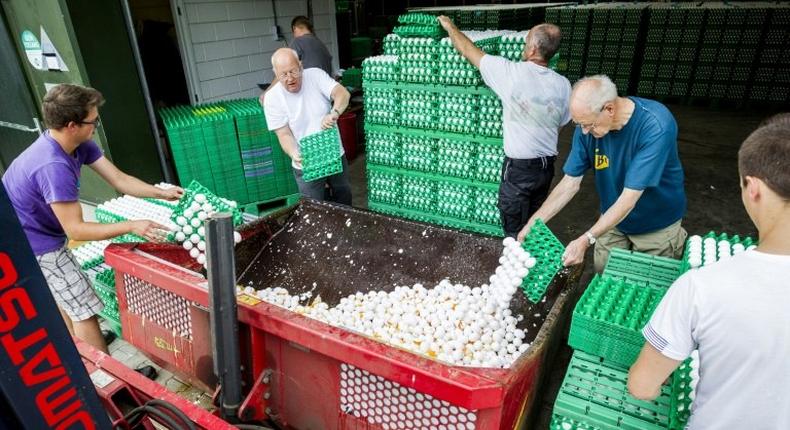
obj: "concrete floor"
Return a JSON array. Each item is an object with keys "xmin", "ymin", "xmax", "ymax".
[{"xmin": 104, "ymin": 102, "xmax": 779, "ymax": 428}]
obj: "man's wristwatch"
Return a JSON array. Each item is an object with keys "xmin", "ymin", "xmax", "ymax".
[{"xmin": 584, "ymin": 231, "xmax": 597, "ymax": 245}]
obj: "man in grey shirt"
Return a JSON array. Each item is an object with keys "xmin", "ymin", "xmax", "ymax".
[{"xmin": 290, "ymin": 16, "xmax": 333, "ymax": 76}]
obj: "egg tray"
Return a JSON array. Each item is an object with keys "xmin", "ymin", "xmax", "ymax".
[
  {"xmin": 668, "ymin": 357, "xmax": 694, "ymax": 430},
  {"xmin": 549, "ymin": 414, "xmax": 602, "ymax": 430},
  {"xmin": 679, "ymin": 231, "xmax": 757, "ymax": 273},
  {"xmin": 552, "ymin": 350, "xmax": 673, "ymax": 430},
  {"xmin": 90, "ymin": 267, "xmax": 120, "ymax": 322},
  {"xmin": 603, "ymin": 248, "xmax": 683, "ymax": 289},
  {"xmin": 519, "ymin": 219, "xmax": 564, "ymax": 303},
  {"xmin": 299, "ymin": 127, "xmax": 344, "ymax": 182},
  {"xmin": 568, "ymin": 274, "xmax": 666, "ymax": 368},
  {"xmin": 171, "ymin": 180, "xmax": 243, "ymax": 227}
]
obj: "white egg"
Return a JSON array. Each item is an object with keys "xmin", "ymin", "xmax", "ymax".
[
  {"xmin": 197, "ymin": 226, "xmax": 205, "ymax": 236},
  {"xmin": 197, "ymin": 211, "xmax": 208, "ymax": 221},
  {"xmin": 234, "ymin": 231, "xmax": 242, "ymax": 244},
  {"xmin": 183, "ymin": 240, "xmax": 193, "ymax": 251},
  {"xmin": 190, "ymin": 202, "xmax": 201, "ymax": 212},
  {"xmin": 189, "ymin": 248, "xmax": 200, "ymax": 258},
  {"xmin": 182, "ymin": 225, "xmax": 193, "ymax": 235},
  {"xmin": 190, "ymin": 218, "xmax": 201, "ymax": 228},
  {"xmin": 195, "ymin": 193, "xmax": 207, "ymax": 203},
  {"xmin": 202, "ymin": 203, "xmax": 214, "ymax": 212},
  {"xmin": 175, "ymin": 231, "xmax": 186, "ymax": 242},
  {"xmin": 197, "ymin": 241, "xmax": 206, "ymax": 251},
  {"xmin": 197, "ymin": 253, "xmax": 206, "ymax": 264},
  {"xmin": 190, "ymin": 234, "xmax": 201, "ymax": 244},
  {"xmin": 176, "ymin": 216, "xmax": 187, "ymax": 226},
  {"xmin": 184, "ymin": 209, "xmax": 194, "ymax": 218}
]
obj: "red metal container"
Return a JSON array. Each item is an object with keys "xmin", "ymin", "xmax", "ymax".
[
  {"xmin": 106, "ymin": 203, "xmax": 580, "ymax": 429},
  {"xmin": 338, "ymin": 112, "xmax": 358, "ymax": 161}
]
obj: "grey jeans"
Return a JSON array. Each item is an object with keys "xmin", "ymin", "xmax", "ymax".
[{"xmin": 293, "ymin": 156, "xmax": 353, "ymax": 205}]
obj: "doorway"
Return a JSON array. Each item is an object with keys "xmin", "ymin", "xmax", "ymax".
[{"xmin": 127, "ymin": 0, "xmax": 190, "ymax": 109}]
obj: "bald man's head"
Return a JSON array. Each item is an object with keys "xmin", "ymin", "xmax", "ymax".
[
  {"xmin": 569, "ymin": 75, "xmax": 619, "ymax": 138},
  {"xmin": 527, "ymin": 23, "xmax": 561, "ymax": 62},
  {"xmin": 271, "ymin": 48, "xmax": 303, "ymax": 93}
]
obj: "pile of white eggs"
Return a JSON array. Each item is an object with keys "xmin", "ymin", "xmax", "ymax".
[
  {"xmin": 173, "ymin": 193, "xmax": 241, "ymax": 268},
  {"xmin": 237, "ymin": 237, "xmax": 540, "ymax": 368},
  {"xmin": 97, "ymin": 195, "xmax": 177, "ymax": 229},
  {"xmin": 686, "ymin": 235, "xmax": 755, "ymax": 269}
]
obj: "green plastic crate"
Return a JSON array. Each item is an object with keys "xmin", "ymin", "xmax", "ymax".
[
  {"xmin": 603, "ymin": 248, "xmax": 682, "ymax": 289},
  {"xmin": 519, "ymin": 219, "xmax": 564, "ymax": 303},
  {"xmin": 299, "ymin": 127, "xmax": 343, "ymax": 182},
  {"xmin": 553, "ymin": 350, "xmax": 673, "ymax": 430},
  {"xmin": 569, "ymin": 274, "xmax": 666, "ymax": 368}
]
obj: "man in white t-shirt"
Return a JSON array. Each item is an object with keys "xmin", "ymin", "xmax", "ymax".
[
  {"xmin": 262, "ymin": 48, "xmax": 352, "ymax": 204},
  {"xmin": 438, "ymin": 16, "xmax": 571, "ymax": 237},
  {"xmin": 628, "ymin": 115, "xmax": 790, "ymax": 429}
]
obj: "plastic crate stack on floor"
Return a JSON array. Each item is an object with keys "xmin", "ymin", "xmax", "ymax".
[
  {"xmin": 638, "ymin": 3, "xmax": 705, "ymax": 100},
  {"xmin": 364, "ymin": 13, "xmax": 525, "ymax": 236},
  {"xmin": 223, "ymin": 99, "xmax": 298, "ymax": 206},
  {"xmin": 160, "ymin": 99, "xmax": 298, "ymax": 212},
  {"xmin": 583, "ymin": 3, "xmax": 648, "ymax": 95},
  {"xmin": 545, "ymin": 4, "xmax": 590, "ymax": 83},
  {"xmin": 553, "ymin": 248, "xmax": 697, "ymax": 430},
  {"xmin": 750, "ymin": 4, "xmax": 790, "ymax": 104}
]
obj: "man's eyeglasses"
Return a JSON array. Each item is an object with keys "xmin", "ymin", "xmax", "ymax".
[
  {"xmin": 573, "ymin": 104, "xmax": 609, "ymax": 132},
  {"xmin": 79, "ymin": 118, "xmax": 101, "ymax": 128},
  {"xmin": 278, "ymin": 69, "xmax": 302, "ymax": 80}
]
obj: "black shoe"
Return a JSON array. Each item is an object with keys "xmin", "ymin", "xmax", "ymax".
[
  {"xmin": 102, "ymin": 329, "xmax": 117, "ymax": 346},
  {"xmin": 135, "ymin": 365, "xmax": 158, "ymax": 380}
]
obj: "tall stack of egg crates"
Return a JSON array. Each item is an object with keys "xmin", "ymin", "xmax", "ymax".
[
  {"xmin": 364, "ymin": 13, "xmax": 516, "ymax": 236},
  {"xmin": 639, "ymin": 3, "xmax": 705, "ymax": 100},
  {"xmin": 73, "ymin": 183, "xmax": 180, "ymax": 337},
  {"xmin": 160, "ymin": 99, "xmax": 298, "ymax": 214},
  {"xmin": 583, "ymin": 3, "xmax": 647, "ymax": 95}
]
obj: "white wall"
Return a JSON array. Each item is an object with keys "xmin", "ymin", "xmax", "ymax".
[{"xmin": 177, "ymin": 0, "xmax": 339, "ymax": 103}]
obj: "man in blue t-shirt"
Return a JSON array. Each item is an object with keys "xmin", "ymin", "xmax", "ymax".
[{"xmin": 517, "ymin": 75, "xmax": 687, "ymax": 272}]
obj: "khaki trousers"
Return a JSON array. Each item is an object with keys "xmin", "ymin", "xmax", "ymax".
[{"xmin": 593, "ymin": 219, "xmax": 688, "ymax": 273}]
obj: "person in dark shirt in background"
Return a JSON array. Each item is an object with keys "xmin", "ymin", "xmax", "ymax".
[
  {"xmin": 290, "ymin": 15, "xmax": 333, "ymax": 76},
  {"xmin": 260, "ymin": 16, "xmax": 334, "ymax": 105}
]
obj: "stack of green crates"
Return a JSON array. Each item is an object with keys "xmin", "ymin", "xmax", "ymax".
[
  {"xmin": 194, "ymin": 105, "xmax": 248, "ymax": 203},
  {"xmin": 638, "ymin": 3, "xmax": 703, "ymax": 99},
  {"xmin": 750, "ymin": 5, "xmax": 790, "ymax": 104},
  {"xmin": 499, "ymin": 31, "xmax": 528, "ymax": 61},
  {"xmin": 341, "ymin": 67, "xmax": 363, "ymax": 89},
  {"xmin": 583, "ymin": 3, "xmax": 646, "ymax": 94},
  {"xmin": 545, "ymin": 5, "xmax": 590, "ymax": 82},
  {"xmin": 393, "ymin": 13, "xmax": 446, "ymax": 39},
  {"xmin": 554, "ymin": 246, "xmax": 696, "ymax": 430},
  {"xmin": 161, "ymin": 99, "xmax": 298, "ymax": 209},
  {"xmin": 223, "ymin": 99, "xmax": 297, "ymax": 203},
  {"xmin": 160, "ymin": 105, "xmax": 217, "ymax": 192},
  {"xmin": 83, "ymin": 265, "xmax": 122, "ymax": 338},
  {"xmin": 568, "ymin": 274, "xmax": 667, "ymax": 368},
  {"xmin": 552, "ymin": 350, "xmax": 674, "ymax": 430}
]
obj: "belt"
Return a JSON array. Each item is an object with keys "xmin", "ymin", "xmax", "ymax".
[{"xmin": 505, "ymin": 155, "xmax": 557, "ymax": 168}]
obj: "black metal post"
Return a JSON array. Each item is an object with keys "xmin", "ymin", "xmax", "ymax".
[{"xmin": 205, "ymin": 213, "xmax": 243, "ymax": 422}]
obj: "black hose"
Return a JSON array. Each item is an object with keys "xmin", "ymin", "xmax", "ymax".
[
  {"xmin": 234, "ymin": 424, "xmax": 276, "ymax": 430},
  {"xmin": 125, "ymin": 405, "xmax": 186, "ymax": 430},
  {"xmin": 145, "ymin": 399, "xmax": 198, "ymax": 430}
]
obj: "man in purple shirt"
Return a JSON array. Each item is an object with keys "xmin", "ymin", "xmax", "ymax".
[{"xmin": 1, "ymin": 84, "xmax": 183, "ymax": 353}]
